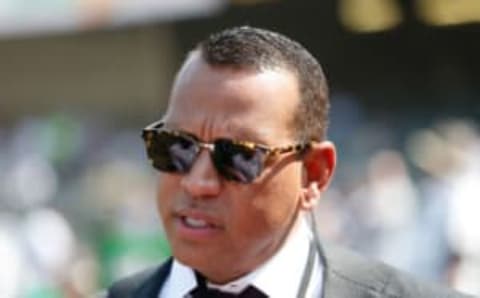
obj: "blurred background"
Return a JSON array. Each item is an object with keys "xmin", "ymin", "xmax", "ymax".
[{"xmin": 0, "ymin": 0, "xmax": 479, "ymax": 297}]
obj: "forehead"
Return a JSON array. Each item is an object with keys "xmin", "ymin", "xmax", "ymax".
[{"xmin": 164, "ymin": 52, "xmax": 300, "ymax": 143}]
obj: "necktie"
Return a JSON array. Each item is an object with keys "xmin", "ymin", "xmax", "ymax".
[
  {"xmin": 188, "ymin": 285, "xmax": 267, "ymax": 298},
  {"xmin": 189, "ymin": 271, "xmax": 267, "ymax": 298}
]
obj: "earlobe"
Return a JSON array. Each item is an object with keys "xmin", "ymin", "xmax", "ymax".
[{"xmin": 300, "ymin": 182, "xmax": 320, "ymax": 210}]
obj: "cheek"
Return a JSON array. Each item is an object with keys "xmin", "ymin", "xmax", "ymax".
[
  {"xmin": 156, "ymin": 175, "xmax": 179, "ymax": 220},
  {"xmin": 259, "ymin": 167, "xmax": 303, "ymax": 215},
  {"xmin": 256, "ymin": 180, "xmax": 300, "ymax": 226},
  {"xmin": 232, "ymin": 170, "xmax": 302, "ymax": 238}
]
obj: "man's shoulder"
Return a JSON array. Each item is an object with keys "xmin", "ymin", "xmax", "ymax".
[
  {"xmin": 103, "ymin": 245, "xmax": 474, "ymax": 298},
  {"xmin": 106, "ymin": 258, "xmax": 172, "ymax": 298},
  {"xmin": 322, "ymin": 243, "xmax": 473, "ymax": 298}
]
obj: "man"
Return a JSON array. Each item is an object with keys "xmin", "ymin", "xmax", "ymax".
[{"xmin": 107, "ymin": 26, "xmax": 472, "ymax": 297}]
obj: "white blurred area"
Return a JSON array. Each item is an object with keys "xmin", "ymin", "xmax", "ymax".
[
  {"xmin": 0, "ymin": 219, "xmax": 23, "ymax": 298},
  {"xmin": 0, "ymin": 0, "xmax": 226, "ymax": 38}
]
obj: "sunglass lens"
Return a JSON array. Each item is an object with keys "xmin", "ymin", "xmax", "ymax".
[
  {"xmin": 213, "ymin": 140, "xmax": 266, "ymax": 183},
  {"xmin": 148, "ymin": 132, "xmax": 198, "ymax": 173}
]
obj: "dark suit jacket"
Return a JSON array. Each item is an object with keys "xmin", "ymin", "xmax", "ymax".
[{"xmin": 106, "ymin": 243, "xmax": 473, "ymax": 298}]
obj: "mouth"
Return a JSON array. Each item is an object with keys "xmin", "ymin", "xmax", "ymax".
[
  {"xmin": 173, "ymin": 210, "xmax": 223, "ymax": 240},
  {"xmin": 181, "ymin": 216, "xmax": 218, "ymax": 229}
]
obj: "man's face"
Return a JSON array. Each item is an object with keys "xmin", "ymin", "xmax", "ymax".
[{"xmin": 157, "ymin": 52, "xmax": 305, "ymax": 283}]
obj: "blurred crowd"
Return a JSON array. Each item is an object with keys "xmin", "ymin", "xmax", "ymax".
[
  {"xmin": 0, "ymin": 95, "xmax": 479, "ymax": 297},
  {"xmin": 320, "ymin": 94, "xmax": 480, "ymax": 295},
  {"xmin": 0, "ymin": 114, "xmax": 169, "ymax": 297}
]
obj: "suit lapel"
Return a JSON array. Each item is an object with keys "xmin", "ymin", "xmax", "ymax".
[
  {"xmin": 322, "ymin": 271, "xmax": 377, "ymax": 298},
  {"xmin": 132, "ymin": 258, "xmax": 173, "ymax": 298},
  {"xmin": 319, "ymin": 242, "xmax": 382, "ymax": 298}
]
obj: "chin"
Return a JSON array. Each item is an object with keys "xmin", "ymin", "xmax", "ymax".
[{"xmin": 172, "ymin": 241, "xmax": 209, "ymax": 267}]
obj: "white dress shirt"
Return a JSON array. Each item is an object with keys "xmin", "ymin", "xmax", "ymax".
[{"xmin": 159, "ymin": 217, "xmax": 323, "ymax": 298}]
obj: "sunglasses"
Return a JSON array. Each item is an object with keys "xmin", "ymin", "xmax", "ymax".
[{"xmin": 142, "ymin": 121, "xmax": 311, "ymax": 184}]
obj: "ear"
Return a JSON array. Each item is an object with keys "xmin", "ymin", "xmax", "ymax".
[{"xmin": 300, "ymin": 141, "xmax": 336, "ymax": 210}]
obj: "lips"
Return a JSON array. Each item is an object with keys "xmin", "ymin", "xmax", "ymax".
[
  {"xmin": 174, "ymin": 210, "xmax": 223, "ymax": 241},
  {"xmin": 182, "ymin": 216, "xmax": 214, "ymax": 229},
  {"xmin": 175, "ymin": 209, "xmax": 222, "ymax": 230}
]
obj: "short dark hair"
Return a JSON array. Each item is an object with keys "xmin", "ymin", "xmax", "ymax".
[{"xmin": 196, "ymin": 26, "xmax": 330, "ymax": 142}]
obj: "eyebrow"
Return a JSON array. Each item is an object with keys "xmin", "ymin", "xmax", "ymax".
[
  {"xmin": 162, "ymin": 121, "xmax": 271, "ymax": 146},
  {"xmin": 229, "ymin": 127, "xmax": 270, "ymax": 145}
]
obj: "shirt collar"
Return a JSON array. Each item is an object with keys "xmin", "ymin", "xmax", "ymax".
[
  {"xmin": 161, "ymin": 217, "xmax": 316, "ymax": 297},
  {"xmin": 158, "ymin": 259, "xmax": 195, "ymax": 298},
  {"xmin": 248, "ymin": 217, "xmax": 315, "ymax": 297}
]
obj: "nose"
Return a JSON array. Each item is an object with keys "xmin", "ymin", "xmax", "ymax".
[{"xmin": 180, "ymin": 149, "xmax": 221, "ymax": 198}]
